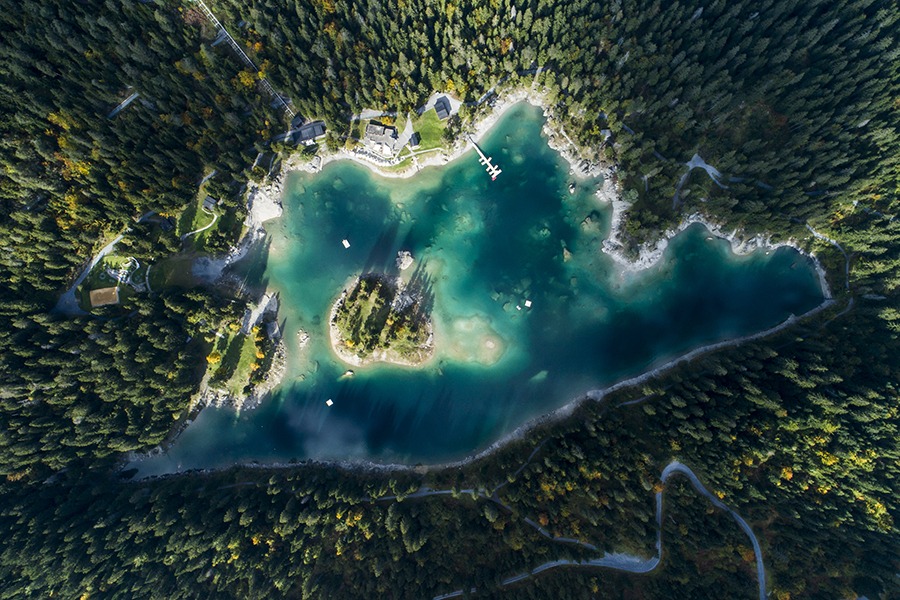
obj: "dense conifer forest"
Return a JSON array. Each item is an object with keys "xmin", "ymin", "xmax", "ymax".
[{"xmin": 1, "ymin": 0, "xmax": 898, "ymax": 598}]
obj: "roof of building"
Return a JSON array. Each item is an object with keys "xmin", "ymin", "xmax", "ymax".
[
  {"xmin": 296, "ymin": 120, "xmax": 327, "ymax": 143},
  {"xmin": 409, "ymin": 132, "xmax": 421, "ymax": 148},
  {"xmin": 89, "ymin": 287, "xmax": 120, "ymax": 307},
  {"xmin": 363, "ymin": 121, "xmax": 399, "ymax": 147},
  {"xmin": 435, "ymin": 96, "xmax": 451, "ymax": 119},
  {"xmin": 364, "ymin": 122, "xmax": 396, "ymax": 137}
]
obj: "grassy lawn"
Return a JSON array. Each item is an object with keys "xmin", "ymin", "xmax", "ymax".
[
  {"xmin": 207, "ymin": 327, "xmax": 260, "ymax": 397},
  {"xmin": 372, "ymin": 109, "xmax": 447, "ymax": 173},
  {"xmin": 177, "ymin": 171, "xmax": 221, "ymax": 251},
  {"xmin": 226, "ymin": 332, "xmax": 260, "ymax": 396},
  {"xmin": 177, "ymin": 168, "xmax": 214, "ymax": 236},
  {"xmin": 412, "ymin": 109, "xmax": 446, "ymax": 150},
  {"xmin": 86, "ymin": 255, "xmax": 132, "ymax": 286},
  {"xmin": 148, "ymin": 255, "xmax": 197, "ymax": 290},
  {"xmin": 383, "ymin": 152, "xmax": 415, "ymax": 172},
  {"xmin": 380, "ymin": 147, "xmax": 444, "ymax": 173},
  {"xmin": 179, "ymin": 201, "xmax": 219, "ymax": 247},
  {"xmin": 176, "ymin": 198, "xmax": 199, "ymax": 238},
  {"xmin": 190, "ymin": 211, "xmax": 221, "ymax": 249},
  {"xmin": 345, "ymin": 121, "xmax": 363, "ymax": 150}
]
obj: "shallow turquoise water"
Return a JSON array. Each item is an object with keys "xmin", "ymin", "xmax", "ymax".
[{"xmin": 135, "ymin": 104, "xmax": 823, "ymax": 476}]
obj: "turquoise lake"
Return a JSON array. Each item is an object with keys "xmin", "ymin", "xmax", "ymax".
[{"xmin": 134, "ymin": 104, "xmax": 824, "ymax": 476}]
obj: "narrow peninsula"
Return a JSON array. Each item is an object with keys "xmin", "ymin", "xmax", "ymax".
[{"xmin": 330, "ymin": 271, "xmax": 435, "ymax": 367}]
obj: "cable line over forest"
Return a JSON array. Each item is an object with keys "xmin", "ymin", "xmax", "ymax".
[{"xmin": 190, "ymin": 0, "xmax": 295, "ymax": 118}]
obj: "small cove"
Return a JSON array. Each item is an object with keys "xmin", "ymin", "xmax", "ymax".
[{"xmin": 134, "ymin": 104, "xmax": 824, "ymax": 476}]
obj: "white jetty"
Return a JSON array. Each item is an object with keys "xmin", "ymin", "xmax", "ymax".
[{"xmin": 468, "ymin": 135, "xmax": 502, "ymax": 181}]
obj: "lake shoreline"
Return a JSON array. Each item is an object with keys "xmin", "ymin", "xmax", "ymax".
[
  {"xmin": 294, "ymin": 90, "xmax": 604, "ymax": 182},
  {"xmin": 600, "ymin": 208, "xmax": 834, "ymax": 300},
  {"xmin": 211, "ymin": 88, "xmax": 835, "ymax": 300},
  {"xmin": 247, "ymin": 91, "xmax": 832, "ymax": 299},
  {"xmin": 132, "ymin": 290, "xmax": 838, "ymax": 482},
  {"xmin": 138, "ymin": 87, "xmax": 839, "ymax": 478}
]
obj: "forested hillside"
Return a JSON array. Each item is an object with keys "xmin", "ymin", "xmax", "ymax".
[
  {"xmin": 1, "ymin": 242, "xmax": 897, "ymax": 597},
  {"xmin": 228, "ymin": 0, "xmax": 898, "ymax": 238},
  {"xmin": 0, "ymin": 0, "xmax": 898, "ymax": 597},
  {"xmin": 0, "ymin": 0, "xmax": 279, "ymax": 475}
]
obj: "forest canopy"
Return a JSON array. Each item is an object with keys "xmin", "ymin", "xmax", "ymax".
[{"xmin": 0, "ymin": 0, "xmax": 898, "ymax": 598}]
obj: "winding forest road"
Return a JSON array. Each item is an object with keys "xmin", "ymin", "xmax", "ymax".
[
  {"xmin": 661, "ymin": 462, "xmax": 766, "ymax": 600},
  {"xmin": 428, "ymin": 460, "xmax": 766, "ymax": 600}
]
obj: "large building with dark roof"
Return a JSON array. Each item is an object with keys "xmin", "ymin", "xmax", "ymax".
[
  {"xmin": 294, "ymin": 120, "xmax": 327, "ymax": 145},
  {"xmin": 434, "ymin": 96, "xmax": 451, "ymax": 120}
]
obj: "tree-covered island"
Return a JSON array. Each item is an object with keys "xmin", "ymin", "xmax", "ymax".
[{"xmin": 330, "ymin": 271, "xmax": 435, "ymax": 367}]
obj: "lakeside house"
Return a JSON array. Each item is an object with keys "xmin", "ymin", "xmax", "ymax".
[
  {"xmin": 295, "ymin": 120, "xmax": 327, "ymax": 145},
  {"xmin": 434, "ymin": 96, "xmax": 451, "ymax": 120},
  {"xmin": 89, "ymin": 286, "xmax": 120, "ymax": 308},
  {"xmin": 363, "ymin": 121, "xmax": 400, "ymax": 157},
  {"xmin": 409, "ymin": 132, "xmax": 421, "ymax": 149},
  {"xmin": 273, "ymin": 119, "xmax": 327, "ymax": 146}
]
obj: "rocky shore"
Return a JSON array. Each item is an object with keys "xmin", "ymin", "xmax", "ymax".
[
  {"xmin": 246, "ymin": 339, "xmax": 287, "ymax": 407},
  {"xmin": 598, "ymin": 198, "xmax": 834, "ymax": 300}
]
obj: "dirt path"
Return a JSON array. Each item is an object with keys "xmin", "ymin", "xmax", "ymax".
[
  {"xmin": 181, "ymin": 208, "xmax": 218, "ymax": 240},
  {"xmin": 661, "ymin": 461, "xmax": 766, "ymax": 600}
]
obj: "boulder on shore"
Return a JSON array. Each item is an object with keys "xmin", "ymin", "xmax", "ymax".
[{"xmin": 396, "ymin": 250, "xmax": 414, "ymax": 271}]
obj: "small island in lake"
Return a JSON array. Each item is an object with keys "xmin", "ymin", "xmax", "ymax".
[{"xmin": 329, "ymin": 270, "xmax": 435, "ymax": 367}]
